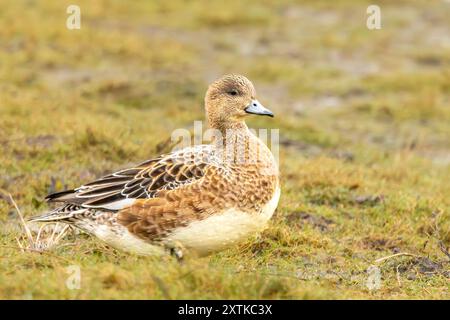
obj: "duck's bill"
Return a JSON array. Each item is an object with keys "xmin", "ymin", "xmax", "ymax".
[{"xmin": 245, "ymin": 100, "xmax": 274, "ymax": 117}]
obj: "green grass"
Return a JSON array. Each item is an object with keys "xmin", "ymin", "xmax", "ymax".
[{"xmin": 0, "ymin": 0, "xmax": 449, "ymax": 299}]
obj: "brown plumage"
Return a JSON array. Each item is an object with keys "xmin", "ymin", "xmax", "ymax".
[{"xmin": 30, "ymin": 74, "xmax": 280, "ymax": 257}]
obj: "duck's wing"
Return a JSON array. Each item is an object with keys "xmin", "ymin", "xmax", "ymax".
[{"xmin": 45, "ymin": 145, "xmax": 220, "ymax": 210}]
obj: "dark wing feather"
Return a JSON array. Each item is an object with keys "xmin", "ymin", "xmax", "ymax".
[{"xmin": 45, "ymin": 145, "xmax": 217, "ymax": 210}]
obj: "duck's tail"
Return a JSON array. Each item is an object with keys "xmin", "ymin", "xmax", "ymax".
[{"xmin": 28, "ymin": 204, "xmax": 86, "ymax": 223}]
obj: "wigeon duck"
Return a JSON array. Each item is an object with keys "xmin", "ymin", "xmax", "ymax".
[{"xmin": 30, "ymin": 75, "xmax": 280, "ymax": 258}]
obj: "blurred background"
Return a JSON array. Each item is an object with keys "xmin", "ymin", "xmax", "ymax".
[{"xmin": 0, "ymin": 0, "xmax": 449, "ymax": 299}]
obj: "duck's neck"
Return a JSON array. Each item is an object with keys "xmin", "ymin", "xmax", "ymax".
[
  {"xmin": 209, "ymin": 118, "xmax": 247, "ymax": 132},
  {"xmin": 209, "ymin": 119, "xmax": 249, "ymax": 147},
  {"xmin": 209, "ymin": 120, "xmax": 275, "ymax": 172}
]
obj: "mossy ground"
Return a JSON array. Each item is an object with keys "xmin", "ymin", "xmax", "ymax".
[{"xmin": 0, "ymin": 0, "xmax": 449, "ymax": 299}]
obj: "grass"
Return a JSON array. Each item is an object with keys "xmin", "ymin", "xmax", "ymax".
[{"xmin": 0, "ymin": 0, "xmax": 449, "ymax": 299}]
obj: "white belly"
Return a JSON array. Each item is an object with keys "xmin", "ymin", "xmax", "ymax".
[
  {"xmin": 92, "ymin": 224, "xmax": 166, "ymax": 256},
  {"xmin": 167, "ymin": 187, "xmax": 281, "ymax": 256}
]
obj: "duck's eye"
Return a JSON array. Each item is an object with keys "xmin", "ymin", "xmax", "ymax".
[{"xmin": 227, "ymin": 90, "xmax": 238, "ymax": 96}]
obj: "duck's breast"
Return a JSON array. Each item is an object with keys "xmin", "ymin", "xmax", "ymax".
[{"xmin": 167, "ymin": 186, "xmax": 281, "ymax": 256}]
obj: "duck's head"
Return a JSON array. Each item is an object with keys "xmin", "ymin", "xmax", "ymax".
[{"xmin": 205, "ymin": 74, "xmax": 273, "ymax": 129}]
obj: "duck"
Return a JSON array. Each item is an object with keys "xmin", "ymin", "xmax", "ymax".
[{"xmin": 29, "ymin": 74, "xmax": 280, "ymax": 258}]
